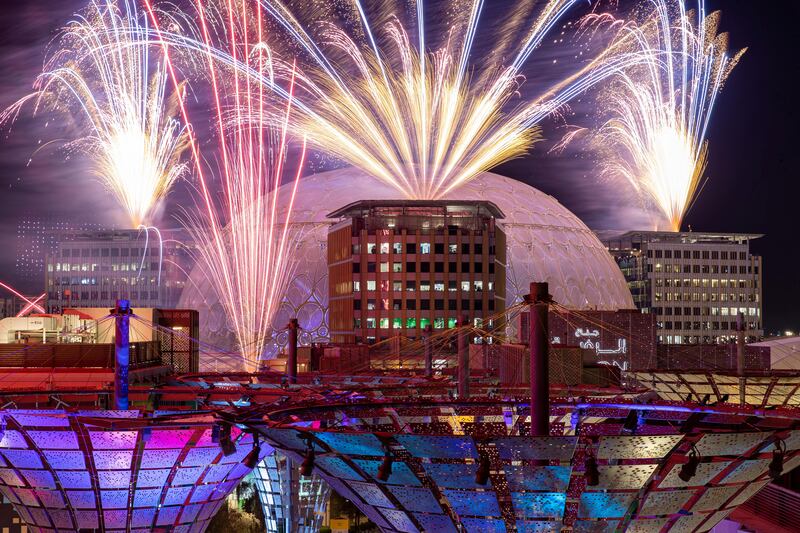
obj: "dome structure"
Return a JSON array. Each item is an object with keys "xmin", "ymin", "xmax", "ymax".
[{"xmin": 179, "ymin": 168, "xmax": 633, "ymax": 361}]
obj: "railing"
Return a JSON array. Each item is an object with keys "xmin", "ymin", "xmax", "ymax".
[{"xmin": 739, "ymin": 483, "xmax": 800, "ymax": 530}]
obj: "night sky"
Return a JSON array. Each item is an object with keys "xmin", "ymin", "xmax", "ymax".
[{"xmin": 0, "ymin": 1, "xmax": 798, "ymax": 333}]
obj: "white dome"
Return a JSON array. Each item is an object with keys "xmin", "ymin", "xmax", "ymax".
[{"xmin": 179, "ymin": 167, "xmax": 633, "ymax": 358}]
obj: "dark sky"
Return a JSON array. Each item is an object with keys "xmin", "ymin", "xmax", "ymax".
[{"xmin": 1, "ymin": 1, "xmax": 798, "ymax": 333}]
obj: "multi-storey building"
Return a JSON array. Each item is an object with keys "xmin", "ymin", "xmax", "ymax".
[
  {"xmin": 603, "ymin": 231, "xmax": 763, "ymax": 344},
  {"xmin": 327, "ymin": 200, "xmax": 506, "ymax": 344},
  {"xmin": 15, "ymin": 217, "xmax": 105, "ymax": 290},
  {"xmin": 45, "ymin": 228, "xmax": 192, "ymax": 310}
]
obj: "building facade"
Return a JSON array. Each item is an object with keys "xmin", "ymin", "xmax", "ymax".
[
  {"xmin": 603, "ymin": 231, "xmax": 763, "ymax": 344},
  {"xmin": 45, "ymin": 228, "xmax": 192, "ymax": 311},
  {"xmin": 327, "ymin": 200, "xmax": 506, "ymax": 344}
]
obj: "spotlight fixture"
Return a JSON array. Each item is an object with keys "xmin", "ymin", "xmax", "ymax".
[
  {"xmin": 243, "ymin": 437, "xmax": 261, "ymax": 469},
  {"xmin": 215, "ymin": 422, "xmax": 236, "ymax": 457},
  {"xmin": 622, "ymin": 410, "xmax": 640, "ymax": 434},
  {"xmin": 584, "ymin": 454, "xmax": 600, "ymax": 487},
  {"xmin": 475, "ymin": 454, "xmax": 491, "ymax": 486},
  {"xmin": 678, "ymin": 448, "xmax": 700, "ymax": 483},
  {"xmin": 769, "ymin": 440, "xmax": 786, "ymax": 480},
  {"xmin": 700, "ymin": 394, "xmax": 711, "ymax": 406},
  {"xmin": 377, "ymin": 451, "xmax": 394, "ymax": 482},
  {"xmin": 719, "ymin": 394, "xmax": 730, "ymax": 403},
  {"xmin": 300, "ymin": 441, "xmax": 316, "ymax": 477}
]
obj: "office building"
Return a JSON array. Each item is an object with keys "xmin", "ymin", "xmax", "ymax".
[
  {"xmin": 45, "ymin": 228, "xmax": 192, "ymax": 311},
  {"xmin": 603, "ymin": 231, "xmax": 763, "ymax": 344},
  {"xmin": 327, "ymin": 200, "xmax": 506, "ymax": 344}
]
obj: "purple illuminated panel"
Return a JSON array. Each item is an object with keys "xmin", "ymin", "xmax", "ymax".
[{"xmin": 0, "ymin": 409, "xmax": 263, "ymax": 531}]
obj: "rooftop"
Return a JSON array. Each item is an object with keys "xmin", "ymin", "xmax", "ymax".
[
  {"xmin": 327, "ymin": 199, "xmax": 505, "ymax": 219},
  {"xmin": 601, "ymin": 229, "xmax": 764, "ymax": 246}
]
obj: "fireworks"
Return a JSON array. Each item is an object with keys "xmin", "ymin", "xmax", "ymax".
[
  {"xmin": 147, "ymin": 1, "xmax": 306, "ymax": 370},
  {"xmin": 4, "ymin": 0, "xmax": 189, "ymax": 228},
  {"xmin": 593, "ymin": 1, "xmax": 745, "ymax": 231},
  {"xmin": 150, "ymin": 0, "xmax": 648, "ymax": 200}
]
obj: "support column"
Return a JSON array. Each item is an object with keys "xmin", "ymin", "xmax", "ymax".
[
  {"xmin": 737, "ymin": 312, "xmax": 746, "ymax": 405},
  {"xmin": 287, "ymin": 318, "xmax": 299, "ymax": 384},
  {"xmin": 113, "ymin": 299, "xmax": 131, "ymax": 410},
  {"xmin": 458, "ymin": 315, "xmax": 470, "ymax": 399},
  {"xmin": 424, "ymin": 324, "xmax": 433, "ymax": 378},
  {"xmin": 529, "ymin": 282, "xmax": 550, "ymax": 436}
]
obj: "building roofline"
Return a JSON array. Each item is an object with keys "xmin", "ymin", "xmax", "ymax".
[
  {"xmin": 602, "ymin": 230, "xmax": 764, "ymax": 242},
  {"xmin": 327, "ymin": 199, "xmax": 505, "ymax": 219}
]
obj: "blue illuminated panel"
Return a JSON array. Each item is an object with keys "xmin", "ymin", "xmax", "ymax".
[
  {"xmin": 511, "ymin": 492, "xmax": 566, "ymax": 518},
  {"xmin": 443, "ymin": 489, "xmax": 501, "ymax": 517}
]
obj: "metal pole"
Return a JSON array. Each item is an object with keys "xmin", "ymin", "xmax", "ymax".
[
  {"xmin": 287, "ymin": 318, "xmax": 299, "ymax": 383},
  {"xmin": 737, "ymin": 312, "xmax": 746, "ymax": 405},
  {"xmin": 529, "ymin": 282, "xmax": 550, "ymax": 436},
  {"xmin": 114, "ymin": 299, "xmax": 131, "ymax": 410},
  {"xmin": 424, "ymin": 324, "xmax": 433, "ymax": 378},
  {"xmin": 458, "ymin": 315, "xmax": 470, "ymax": 399}
]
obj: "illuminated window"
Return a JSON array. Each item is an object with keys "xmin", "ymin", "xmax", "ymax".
[
  {"xmin": 434, "ymin": 282, "xmax": 444, "ymax": 292},
  {"xmin": 407, "ymin": 318, "xmax": 417, "ymax": 328},
  {"xmin": 367, "ymin": 243, "xmax": 377, "ymax": 254},
  {"xmin": 380, "ymin": 262, "xmax": 389, "ymax": 272},
  {"xmin": 420, "ymin": 242, "xmax": 431, "ymax": 254},
  {"xmin": 367, "ymin": 280, "xmax": 376, "ymax": 291},
  {"xmin": 461, "ymin": 281, "xmax": 470, "ymax": 291},
  {"xmin": 393, "ymin": 243, "xmax": 402, "ymax": 254},
  {"xmin": 392, "ymin": 318, "xmax": 402, "ymax": 329},
  {"xmin": 434, "ymin": 317, "xmax": 445, "ymax": 329},
  {"xmin": 380, "ymin": 318, "xmax": 390, "ymax": 329},
  {"xmin": 393, "ymin": 262, "xmax": 402, "ymax": 273},
  {"xmin": 393, "ymin": 281, "xmax": 402, "ymax": 291},
  {"xmin": 380, "ymin": 243, "xmax": 390, "ymax": 254}
]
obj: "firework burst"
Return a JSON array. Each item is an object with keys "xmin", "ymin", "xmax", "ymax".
[
  {"xmin": 592, "ymin": 0, "xmax": 745, "ymax": 231},
  {"xmin": 147, "ymin": 0, "xmax": 306, "ymax": 370},
  {"xmin": 149, "ymin": 0, "xmax": 648, "ymax": 200}
]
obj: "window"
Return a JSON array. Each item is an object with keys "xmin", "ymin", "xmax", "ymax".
[
  {"xmin": 367, "ymin": 262, "xmax": 376, "ymax": 273},
  {"xmin": 474, "ymin": 262, "xmax": 483, "ymax": 273},
  {"xmin": 474, "ymin": 280, "xmax": 483, "ymax": 291},
  {"xmin": 449, "ymin": 262, "xmax": 457, "ymax": 272},
  {"xmin": 435, "ymin": 299, "xmax": 444, "ymax": 310},
  {"xmin": 393, "ymin": 281, "xmax": 402, "ymax": 291},
  {"xmin": 474, "ymin": 300, "xmax": 483, "ymax": 311},
  {"xmin": 393, "ymin": 243, "xmax": 402, "ymax": 254},
  {"xmin": 367, "ymin": 280, "xmax": 376, "ymax": 291},
  {"xmin": 354, "ymin": 299, "xmax": 361, "ymax": 310},
  {"xmin": 461, "ymin": 281, "xmax": 470, "ymax": 291},
  {"xmin": 434, "ymin": 317, "xmax": 445, "ymax": 329},
  {"xmin": 420, "ymin": 318, "xmax": 430, "ymax": 329},
  {"xmin": 711, "ymin": 251, "xmax": 719, "ymax": 260},
  {"xmin": 461, "ymin": 299, "xmax": 470, "ymax": 310},
  {"xmin": 406, "ymin": 262, "xmax": 416, "ymax": 272},
  {"xmin": 435, "ymin": 243, "xmax": 444, "ymax": 254},
  {"xmin": 448, "ymin": 299, "xmax": 457, "ymax": 311},
  {"xmin": 367, "ymin": 299, "xmax": 376, "ymax": 310},
  {"xmin": 462, "ymin": 244, "xmax": 470, "ymax": 254},
  {"xmin": 406, "ymin": 281, "xmax": 416, "ymax": 291},
  {"xmin": 461, "ymin": 262, "xmax": 470, "ymax": 273},
  {"xmin": 407, "ymin": 318, "xmax": 417, "ymax": 328},
  {"xmin": 421, "ymin": 300, "xmax": 430, "ymax": 310},
  {"xmin": 474, "ymin": 244, "xmax": 483, "ymax": 254},
  {"xmin": 435, "ymin": 262, "xmax": 444, "ymax": 273},
  {"xmin": 380, "ymin": 318, "xmax": 390, "ymax": 329},
  {"xmin": 692, "ymin": 250, "xmax": 700, "ymax": 259},
  {"xmin": 392, "ymin": 318, "xmax": 401, "ymax": 329},
  {"xmin": 434, "ymin": 282, "xmax": 444, "ymax": 292},
  {"xmin": 448, "ymin": 280, "xmax": 457, "ymax": 291},
  {"xmin": 448, "ymin": 244, "xmax": 458, "ymax": 253},
  {"xmin": 354, "ymin": 281, "xmax": 361, "ymax": 292},
  {"xmin": 393, "ymin": 262, "xmax": 403, "ymax": 273},
  {"xmin": 406, "ymin": 243, "xmax": 417, "ymax": 254},
  {"xmin": 448, "ymin": 318, "xmax": 458, "ymax": 328},
  {"xmin": 380, "ymin": 262, "xmax": 389, "ymax": 272},
  {"xmin": 664, "ymin": 250, "xmax": 672, "ymax": 259},
  {"xmin": 420, "ymin": 262, "xmax": 430, "ymax": 273},
  {"xmin": 406, "ymin": 300, "xmax": 417, "ymax": 310},
  {"xmin": 420, "ymin": 281, "xmax": 430, "ymax": 291},
  {"xmin": 380, "ymin": 243, "xmax": 390, "ymax": 254},
  {"xmin": 420, "ymin": 242, "xmax": 430, "ymax": 254}
]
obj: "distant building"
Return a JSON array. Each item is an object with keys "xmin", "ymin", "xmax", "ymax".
[
  {"xmin": 602, "ymin": 230, "xmax": 763, "ymax": 344},
  {"xmin": 45, "ymin": 228, "xmax": 193, "ymax": 311},
  {"xmin": 327, "ymin": 200, "xmax": 507, "ymax": 344},
  {"xmin": 15, "ymin": 217, "xmax": 105, "ymax": 290}
]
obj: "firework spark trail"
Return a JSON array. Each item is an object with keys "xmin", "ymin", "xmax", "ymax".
[
  {"xmin": 591, "ymin": 0, "xmax": 745, "ymax": 231},
  {"xmin": 1, "ymin": 0, "xmax": 189, "ymax": 228},
  {"xmin": 146, "ymin": 1, "xmax": 306, "ymax": 371},
  {"xmin": 146, "ymin": 0, "xmax": 652, "ymax": 200}
]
